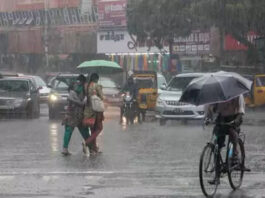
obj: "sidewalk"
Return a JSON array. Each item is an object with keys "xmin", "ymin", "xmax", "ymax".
[{"xmin": 244, "ymin": 107, "xmax": 265, "ymax": 125}]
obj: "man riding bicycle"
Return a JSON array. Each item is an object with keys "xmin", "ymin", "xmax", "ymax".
[{"xmin": 205, "ymin": 94, "xmax": 245, "ymax": 184}]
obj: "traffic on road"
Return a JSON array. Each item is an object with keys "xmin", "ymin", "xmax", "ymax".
[
  {"xmin": 0, "ymin": 70, "xmax": 264, "ymax": 198},
  {"xmin": 1, "ymin": 0, "xmax": 265, "ymax": 197}
]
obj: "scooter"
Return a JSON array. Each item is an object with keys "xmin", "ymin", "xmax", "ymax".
[{"xmin": 122, "ymin": 92, "xmax": 139, "ymax": 125}]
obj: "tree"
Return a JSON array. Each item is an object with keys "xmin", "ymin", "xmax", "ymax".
[
  {"xmin": 249, "ymin": 0, "xmax": 265, "ymax": 35},
  {"xmin": 193, "ymin": 0, "xmax": 251, "ymax": 63},
  {"xmin": 193, "ymin": 0, "xmax": 265, "ymax": 65},
  {"xmin": 127, "ymin": 0, "xmax": 194, "ymax": 55}
]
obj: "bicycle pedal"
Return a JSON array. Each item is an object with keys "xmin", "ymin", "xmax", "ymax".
[{"xmin": 243, "ymin": 167, "xmax": 251, "ymax": 172}]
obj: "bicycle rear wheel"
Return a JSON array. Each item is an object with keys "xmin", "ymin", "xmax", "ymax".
[
  {"xmin": 199, "ymin": 143, "xmax": 218, "ymax": 197},
  {"xmin": 227, "ymin": 139, "xmax": 245, "ymax": 190}
]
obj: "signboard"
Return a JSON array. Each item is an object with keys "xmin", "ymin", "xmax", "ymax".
[
  {"xmin": 0, "ymin": 0, "xmax": 81, "ymax": 12},
  {"xmin": 225, "ymin": 32, "xmax": 258, "ymax": 51},
  {"xmin": 97, "ymin": 0, "xmax": 127, "ymax": 28},
  {"xmin": 97, "ymin": 30, "xmax": 167, "ymax": 53},
  {"xmin": 173, "ymin": 31, "xmax": 211, "ymax": 55},
  {"xmin": 0, "ymin": 7, "xmax": 97, "ymax": 27}
]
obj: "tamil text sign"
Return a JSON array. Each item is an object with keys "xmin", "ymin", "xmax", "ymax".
[
  {"xmin": 173, "ymin": 31, "xmax": 210, "ymax": 55},
  {"xmin": 97, "ymin": 0, "xmax": 127, "ymax": 28}
]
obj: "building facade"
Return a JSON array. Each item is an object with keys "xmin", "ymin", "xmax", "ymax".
[{"xmin": 0, "ymin": 0, "xmax": 98, "ymax": 73}]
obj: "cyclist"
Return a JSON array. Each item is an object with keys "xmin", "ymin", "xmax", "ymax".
[{"xmin": 205, "ymin": 94, "xmax": 245, "ymax": 184}]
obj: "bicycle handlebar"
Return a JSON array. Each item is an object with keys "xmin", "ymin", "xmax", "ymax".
[
  {"xmin": 203, "ymin": 118, "xmax": 236, "ymax": 127},
  {"xmin": 215, "ymin": 120, "xmax": 235, "ymax": 126}
]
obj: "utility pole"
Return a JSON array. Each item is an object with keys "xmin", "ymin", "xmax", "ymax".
[
  {"xmin": 44, "ymin": 0, "xmax": 49, "ymax": 68},
  {"xmin": 219, "ymin": 0, "xmax": 226, "ymax": 66}
]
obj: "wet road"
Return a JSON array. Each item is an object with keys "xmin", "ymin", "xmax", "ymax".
[{"xmin": 0, "ymin": 105, "xmax": 264, "ymax": 198}]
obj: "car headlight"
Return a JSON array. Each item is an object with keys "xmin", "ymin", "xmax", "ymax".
[
  {"xmin": 156, "ymin": 98, "xmax": 164, "ymax": 106},
  {"xmin": 49, "ymin": 94, "xmax": 58, "ymax": 102},
  {"xmin": 13, "ymin": 98, "xmax": 24, "ymax": 107}
]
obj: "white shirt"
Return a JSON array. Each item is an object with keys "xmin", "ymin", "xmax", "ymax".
[{"xmin": 205, "ymin": 95, "xmax": 245, "ymax": 118}]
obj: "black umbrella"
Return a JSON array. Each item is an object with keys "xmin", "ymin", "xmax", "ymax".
[{"xmin": 180, "ymin": 72, "xmax": 251, "ymax": 106}]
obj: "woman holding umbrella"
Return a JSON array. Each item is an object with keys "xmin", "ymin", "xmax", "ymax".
[{"xmin": 83, "ymin": 73, "xmax": 104, "ymax": 154}]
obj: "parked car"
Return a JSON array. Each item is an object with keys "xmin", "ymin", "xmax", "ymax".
[
  {"xmin": 0, "ymin": 77, "xmax": 40, "ymax": 118},
  {"xmin": 155, "ymin": 73, "xmax": 206, "ymax": 125},
  {"xmin": 48, "ymin": 74, "xmax": 80, "ymax": 119},
  {"xmin": 98, "ymin": 77, "xmax": 121, "ymax": 107}
]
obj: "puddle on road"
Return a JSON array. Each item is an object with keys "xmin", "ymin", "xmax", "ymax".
[{"xmin": 49, "ymin": 123, "xmax": 59, "ymax": 153}]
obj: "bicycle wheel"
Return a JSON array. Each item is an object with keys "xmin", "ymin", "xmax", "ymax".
[
  {"xmin": 227, "ymin": 139, "xmax": 245, "ymax": 190},
  {"xmin": 199, "ymin": 143, "xmax": 218, "ymax": 197}
]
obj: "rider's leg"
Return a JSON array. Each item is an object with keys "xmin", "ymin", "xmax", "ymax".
[
  {"xmin": 228, "ymin": 127, "xmax": 239, "ymax": 159},
  {"xmin": 120, "ymin": 106, "xmax": 124, "ymax": 123},
  {"xmin": 208, "ymin": 125, "xmax": 224, "ymax": 184},
  {"xmin": 142, "ymin": 111, "xmax": 146, "ymax": 122},
  {"xmin": 216, "ymin": 131, "xmax": 226, "ymax": 176}
]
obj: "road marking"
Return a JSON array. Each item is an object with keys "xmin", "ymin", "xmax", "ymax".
[
  {"xmin": 0, "ymin": 176, "xmax": 15, "ymax": 181},
  {"xmin": 0, "ymin": 171, "xmax": 114, "ymax": 176}
]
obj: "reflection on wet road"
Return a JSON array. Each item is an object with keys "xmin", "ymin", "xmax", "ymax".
[{"xmin": 0, "ymin": 106, "xmax": 264, "ymax": 197}]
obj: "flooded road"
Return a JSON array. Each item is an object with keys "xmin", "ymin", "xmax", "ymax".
[{"xmin": 0, "ymin": 105, "xmax": 264, "ymax": 197}]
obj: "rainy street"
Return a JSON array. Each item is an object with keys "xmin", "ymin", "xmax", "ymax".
[{"xmin": 0, "ymin": 105, "xmax": 264, "ymax": 198}]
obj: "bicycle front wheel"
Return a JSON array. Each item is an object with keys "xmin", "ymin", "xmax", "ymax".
[
  {"xmin": 227, "ymin": 138, "xmax": 245, "ymax": 190},
  {"xmin": 199, "ymin": 143, "xmax": 218, "ymax": 197}
]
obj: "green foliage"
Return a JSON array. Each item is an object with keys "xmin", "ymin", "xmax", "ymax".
[
  {"xmin": 127, "ymin": 0, "xmax": 265, "ymax": 64},
  {"xmin": 127, "ymin": 0, "xmax": 194, "ymax": 52},
  {"xmin": 250, "ymin": 0, "xmax": 265, "ymax": 35},
  {"xmin": 193, "ymin": 0, "xmax": 265, "ymax": 64}
]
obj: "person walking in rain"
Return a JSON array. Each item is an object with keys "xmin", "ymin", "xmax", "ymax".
[
  {"xmin": 61, "ymin": 75, "xmax": 90, "ymax": 156},
  {"xmin": 84, "ymin": 73, "xmax": 104, "ymax": 155}
]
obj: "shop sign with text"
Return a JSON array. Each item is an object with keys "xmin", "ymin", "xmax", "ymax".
[
  {"xmin": 173, "ymin": 31, "xmax": 211, "ymax": 55},
  {"xmin": 97, "ymin": 0, "xmax": 127, "ymax": 28},
  {"xmin": 97, "ymin": 30, "xmax": 166, "ymax": 53}
]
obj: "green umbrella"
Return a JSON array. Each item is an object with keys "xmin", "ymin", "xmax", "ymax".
[{"xmin": 77, "ymin": 60, "xmax": 123, "ymax": 74}]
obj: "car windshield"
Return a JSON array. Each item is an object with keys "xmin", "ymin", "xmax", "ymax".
[
  {"xmin": 135, "ymin": 77, "xmax": 156, "ymax": 89},
  {"xmin": 167, "ymin": 76, "xmax": 198, "ymax": 91},
  {"xmin": 157, "ymin": 76, "xmax": 167, "ymax": 88},
  {"xmin": 0, "ymin": 80, "xmax": 29, "ymax": 92},
  {"xmin": 33, "ymin": 76, "xmax": 47, "ymax": 87},
  {"xmin": 99, "ymin": 79, "xmax": 116, "ymax": 88},
  {"xmin": 256, "ymin": 76, "xmax": 265, "ymax": 87},
  {"xmin": 52, "ymin": 77, "xmax": 77, "ymax": 91}
]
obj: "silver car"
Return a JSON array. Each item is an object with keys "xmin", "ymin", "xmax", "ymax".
[{"xmin": 155, "ymin": 73, "xmax": 206, "ymax": 125}]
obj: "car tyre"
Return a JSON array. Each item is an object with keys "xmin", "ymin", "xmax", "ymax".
[
  {"xmin": 159, "ymin": 118, "xmax": 166, "ymax": 126},
  {"xmin": 26, "ymin": 104, "xmax": 34, "ymax": 119},
  {"xmin": 34, "ymin": 102, "xmax": 40, "ymax": 118}
]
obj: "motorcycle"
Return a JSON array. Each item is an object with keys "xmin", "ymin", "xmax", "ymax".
[{"xmin": 121, "ymin": 92, "xmax": 139, "ymax": 125}]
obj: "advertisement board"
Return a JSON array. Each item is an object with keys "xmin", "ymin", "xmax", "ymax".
[
  {"xmin": 97, "ymin": 30, "xmax": 167, "ymax": 53},
  {"xmin": 0, "ymin": 0, "xmax": 80, "ymax": 12},
  {"xmin": 173, "ymin": 31, "xmax": 211, "ymax": 55},
  {"xmin": 225, "ymin": 32, "xmax": 258, "ymax": 51},
  {"xmin": 97, "ymin": 0, "xmax": 127, "ymax": 28}
]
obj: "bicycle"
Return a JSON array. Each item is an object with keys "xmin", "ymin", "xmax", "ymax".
[{"xmin": 199, "ymin": 120, "xmax": 248, "ymax": 197}]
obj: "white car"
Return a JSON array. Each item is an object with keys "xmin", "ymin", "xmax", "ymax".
[
  {"xmin": 155, "ymin": 73, "xmax": 206, "ymax": 125},
  {"xmin": 26, "ymin": 75, "xmax": 51, "ymax": 103},
  {"xmin": 157, "ymin": 73, "xmax": 167, "ymax": 94}
]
